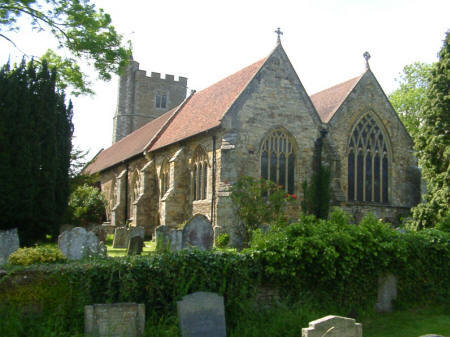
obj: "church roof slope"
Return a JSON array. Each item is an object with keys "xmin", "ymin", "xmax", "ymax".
[
  {"xmin": 149, "ymin": 57, "xmax": 267, "ymax": 151},
  {"xmin": 310, "ymin": 74, "xmax": 363, "ymax": 123},
  {"xmin": 84, "ymin": 56, "xmax": 268, "ymax": 174},
  {"xmin": 84, "ymin": 110, "xmax": 174, "ymax": 174}
]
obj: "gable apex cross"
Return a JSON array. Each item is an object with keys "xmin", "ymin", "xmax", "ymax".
[
  {"xmin": 363, "ymin": 51, "xmax": 371, "ymax": 70},
  {"xmin": 274, "ymin": 27, "xmax": 283, "ymax": 44}
]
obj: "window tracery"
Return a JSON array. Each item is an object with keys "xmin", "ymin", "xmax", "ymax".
[
  {"xmin": 192, "ymin": 146, "xmax": 208, "ymax": 200},
  {"xmin": 348, "ymin": 114, "xmax": 389, "ymax": 203},
  {"xmin": 160, "ymin": 159, "xmax": 170, "ymax": 197},
  {"xmin": 260, "ymin": 128, "xmax": 296, "ymax": 194}
]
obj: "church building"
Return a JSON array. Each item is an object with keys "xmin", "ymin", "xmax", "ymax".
[{"xmin": 85, "ymin": 38, "xmax": 421, "ymax": 239}]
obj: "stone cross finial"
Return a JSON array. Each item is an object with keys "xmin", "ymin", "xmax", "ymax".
[
  {"xmin": 363, "ymin": 51, "xmax": 371, "ymax": 70},
  {"xmin": 274, "ymin": 27, "xmax": 283, "ymax": 44}
]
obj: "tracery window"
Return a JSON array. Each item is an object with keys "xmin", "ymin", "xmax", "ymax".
[
  {"xmin": 132, "ymin": 171, "xmax": 142, "ymax": 203},
  {"xmin": 348, "ymin": 114, "xmax": 389, "ymax": 203},
  {"xmin": 192, "ymin": 146, "xmax": 208, "ymax": 201},
  {"xmin": 160, "ymin": 159, "xmax": 170, "ymax": 197},
  {"xmin": 260, "ymin": 128, "xmax": 296, "ymax": 194}
]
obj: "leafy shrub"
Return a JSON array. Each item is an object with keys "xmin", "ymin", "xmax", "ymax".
[
  {"xmin": 215, "ymin": 233, "xmax": 230, "ymax": 248},
  {"xmin": 8, "ymin": 246, "xmax": 66, "ymax": 266},
  {"xmin": 230, "ymin": 176, "xmax": 295, "ymax": 246},
  {"xmin": 66, "ymin": 184, "xmax": 106, "ymax": 226}
]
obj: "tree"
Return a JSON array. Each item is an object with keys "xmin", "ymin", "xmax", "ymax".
[
  {"xmin": 411, "ymin": 32, "xmax": 450, "ymax": 230},
  {"xmin": 66, "ymin": 184, "xmax": 106, "ymax": 227},
  {"xmin": 389, "ymin": 62, "xmax": 433, "ymax": 139},
  {"xmin": 0, "ymin": 60, "xmax": 73, "ymax": 245},
  {"xmin": 0, "ymin": 0, "xmax": 131, "ymax": 95}
]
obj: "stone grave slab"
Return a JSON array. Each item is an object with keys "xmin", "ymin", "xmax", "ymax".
[
  {"xmin": 58, "ymin": 227, "xmax": 104, "ymax": 260},
  {"xmin": 170, "ymin": 229, "xmax": 183, "ymax": 251},
  {"xmin": 182, "ymin": 214, "xmax": 213, "ymax": 250},
  {"xmin": 177, "ymin": 292, "xmax": 227, "ymax": 337},
  {"xmin": 85, "ymin": 303, "xmax": 145, "ymax": 337},
  {"xmin": 127, "ymin": 236, "xmax": 144, "ymax": 256},
  {"xmin": 0, "ymin": 228, "xmax": 19, "ymax": 265},
  {"xmin": 129, "ymin": 226, "xmax": 145, "ymax": 240},
  {"xmin": 155, "ymin": 225, "xmax": 170, "ymax": 251},
  {"xmin": 302, "ymin": 315, "xmax": 362, "ymax": 337},
  {"xmin": 113, "ymin": 227, "xmax": 128, "ymax": 248},
  {"xmin": 375, "ymin": 273, "xmax": 397, "ymax": 312}
]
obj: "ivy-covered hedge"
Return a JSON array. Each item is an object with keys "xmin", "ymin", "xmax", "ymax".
[{"xmin": 0, "ymin": 210, "xmax": 448, "ymax": 331}]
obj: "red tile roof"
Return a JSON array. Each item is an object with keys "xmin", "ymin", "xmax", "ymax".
[
  {"xmin": 84, "ymin": 57, "xmax": 268, "ymax": 174},
  {"xmin": 310, "ymin": 75, "xmax": 363, "ymax": 123}
]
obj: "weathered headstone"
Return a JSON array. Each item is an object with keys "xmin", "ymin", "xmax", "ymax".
[
  {"xmin": 129, "ymin": 226, "xmax": 145, "ymax": 240},
  {"xmin": 127, "ymin": 236, "xmax": 144, "ymax": 256},
  {"xmin": 302, "ymin": 315, "xmax": 362, "ymax": 337},
  {"xmin": 58, "ymin": 227, "xmax": 105, "ymax": 260},
  {"xmin": 375, "ymin": 273, "xmax": 397, "ymax": 312},
  {"xmin": 0, "ymin": 228, "xmax": 19, "ymax": 265},
  {"xmin": 155, "ymin": 225, "xmax": 170, "ymax": 251},
  {"xmin": 85, "ymin": 303, "xmax": 145, "ymax": 337},
  {"xmin": 182, "ymin": 214, "xmax": 213, "ymax": 250},
  {"xmin": 419, "ymin": 335, "xmax": 445, "ymax": 337},
  {"xmin": 113, "ymin": 227, "xmax": 128, "ymax": 248},
  {"xmin": 177, "ymin": 292, "xmax": 227, "ymax": 337},
  {"xmin": 170, "ymin": 229, "xmax": 183, "ymax": 251},
  {"xmin": 92, "ymin": 225, "xmax": 107, "ymax": 243}
]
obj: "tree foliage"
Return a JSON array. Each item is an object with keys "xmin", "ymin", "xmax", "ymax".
[
  {"xmin": 66, "ymin": 184, "xmax": 105, "ymax": 227},
  {"xmin": 411, "ymin": 32, "xmax": 450, "ymax": 230},
  {"xmin": 0, "ymin": 0, "xmax": 131, "ymax": 95},
  {"xmin": 389, "ymin": 62, "xmax": 433, "ymax": 139},
  {"xmin": 0, "ymin": 60, "xmax": 73, "ymax": 245}
]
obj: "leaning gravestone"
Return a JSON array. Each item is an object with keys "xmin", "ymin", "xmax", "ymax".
[
  {"xmin": 58, "ymin": 227, "xmax": 105, "ymax": 260},
  {"xmin": 85, "ymin": 303, "xmax": 145, "ymax": 337},
  {"xmin": 375, "ymin": 273, "xmax": 397, "ymax": 312},
  {"xmin": 302, "ymin": 315, "xmax": 362, "ymax": 337},
  {"xmin": 182, "ymin": 214, "xmax": 214, "ymax": 250},
  {"xmin": 113, "ymin": 227, "xmax": 128, "ymax": 248},
  {"xmin": 127, "ymin": 236, "xmax": 144, "ymax": 256},
  {"xmin": 128, "ymin": 226, "xmax": 145, "ymax": 240},
  {"xmin": 177, "ymin": 292, "xmax": 227, "ymax": 337},
  {"xmin": 0, "ymin": 228, "xmax": 19, "ymax": 265}
]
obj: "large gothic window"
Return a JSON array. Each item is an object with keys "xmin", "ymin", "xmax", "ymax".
[
  {"xmin": 192, "ymin": 146, "xmax": 208, "ymax": 201},
  {"xmin": 348, "ymin": 114, "xmax": 389, "ymax": 203},
  {"xmin": 160, "ymin": 159, "xmax": 170, "ymax": 197},
  {"xmin": 260, "ymin": 128, "xmax": 296, "ymax": 194}
]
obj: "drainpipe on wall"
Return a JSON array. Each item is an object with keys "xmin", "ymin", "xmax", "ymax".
[
  {"xmin": 124, "ymin": 162, "xmax": 129, "ymax": 224},
  {"xmin": 315, "ymin": 128, "xmax": 328, "ymax": 203},
  {"xmin": 211, "ymin": 135, "xmax": 217, "ymax": 225}
]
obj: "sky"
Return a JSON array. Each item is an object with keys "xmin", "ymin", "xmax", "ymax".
[{"xmin": 0, "ymin": 0, "xmax": 449, "ymax": 158}]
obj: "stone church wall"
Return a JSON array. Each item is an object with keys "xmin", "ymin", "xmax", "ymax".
[{"xmin": 326, "ymin": 71, "xmax": 420, "ymax": 223}]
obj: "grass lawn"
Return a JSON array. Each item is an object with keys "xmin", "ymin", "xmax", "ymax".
[
  {"xmin": 362, "ymin": 306, "xmax": 450, "ymax": 337},
  {"xmin": 104, "ymin": 234, "xmax": 156, "ymax": 257}
]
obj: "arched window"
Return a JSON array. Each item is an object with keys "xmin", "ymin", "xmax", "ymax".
[
  {"xmin": 132, "ymin": 171, "xmax": 142, "ymax": 203},
  {"xmin": 348, "ymin": 114, "xmax": 389, "ymax": 203},
  {"xmin": 260, "ymin": 128, "xmax": 296, "ymax": 194},
  {"xmin": 160, "ymin": 159, "xmax": 170, "ymax": 197},
  {"xmin": 192, "ymin": 146, "xmax": 208, "ymax": 200}
]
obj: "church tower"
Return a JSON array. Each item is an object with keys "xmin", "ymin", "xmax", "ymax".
[{"xmin": 112, "ymin": 57, "xmax": 188, "ymax": 143}]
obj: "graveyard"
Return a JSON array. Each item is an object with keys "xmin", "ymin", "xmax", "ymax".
[{"xmin": 1, "ymin": 208, "xmax": 449, "ymax": 337}]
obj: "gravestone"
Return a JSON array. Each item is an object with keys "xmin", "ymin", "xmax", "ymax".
[
  {"xmin": 92, "ymin": 225, "xmax": 107, "ymax": 242},
  {"xmin": 155, "ymin": 225, "xmax": 170, "ymax": 251},
  {"xmin": 375, "ymin": 273, "xmax": 397, "ymax": 312},
  {"xmin": 182, "ymin": 214, "xmax": 213, "ymax": 250},
  {"xmin": 419, "ymin": 335, "xmax": 444, "ymax": 337},
  {"xmin": 129, "ymin": 226, "xmax": 145, "ymax": 240},
  {"xmin": 113, "ymin": 227, "xmax": 128, "ymax": 248},
  {"xmin": 0, "ymin": 228, "xmax": 19, "ymax": 265},
  {"xmin": 170, "ymin": 229, "xmax": 183, "ymax": 251},
  {"xmin": 177, "ymin": 292, "xmax": 227, "ymax": 337},
  {"xmin": 302, "ymin": 315, "xmax": 362, "ymax": 337},
  {"xmin": 127, "ymin": 236, "xmax": 144, "ymax": 256},
  {"xmin": 58, "ymin": 227, "xmax": 105, "ymax": 260},
  {"xmin": 85, "ymin": 303, "xmax": 145, "ymax": 337}
]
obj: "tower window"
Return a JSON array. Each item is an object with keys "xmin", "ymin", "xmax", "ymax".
[
  {"xmin": 156, "ymin": 92, "xmax": 167, "ymax": 108},
  {"xmin": 348, "ymin": 114, "xmax": 389, "ymax": 203}
]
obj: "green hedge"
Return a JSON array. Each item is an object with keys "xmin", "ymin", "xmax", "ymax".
[{"xmin": 0, "ymin": 210, "xmax": 448, "ymax": 333}]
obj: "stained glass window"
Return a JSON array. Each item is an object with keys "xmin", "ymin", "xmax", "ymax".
[
  {"xmin": 348, "ymin": 114, "xmax": 389, "ymax": 203},
  {"xmin": 260, "ymin": 129, "xmax": 296, "ymax": 193}
]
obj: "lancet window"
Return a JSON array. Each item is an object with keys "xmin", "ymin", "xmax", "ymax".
[
  {"xmin": 160, "ymin": 159, "xmax": 170, "ymax": 197},
  {"xmin": 132, "ymin": 171, "xmax": 142, "ymax": 203},
  {"xmin": 260, "ymin": 128, "xmax": 296, "ymax": 194},
  {"xmin": 192, "ymin": 146, "xmax": 208, "ymax": 201},
  {"xmin": 348, "ymin": 114, "xmax": 389, "ymax": 203}
]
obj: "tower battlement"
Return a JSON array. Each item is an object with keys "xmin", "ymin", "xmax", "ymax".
[{"xmin": 112, "ymin": 60, "xmax": 188, "ymax": 143}]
